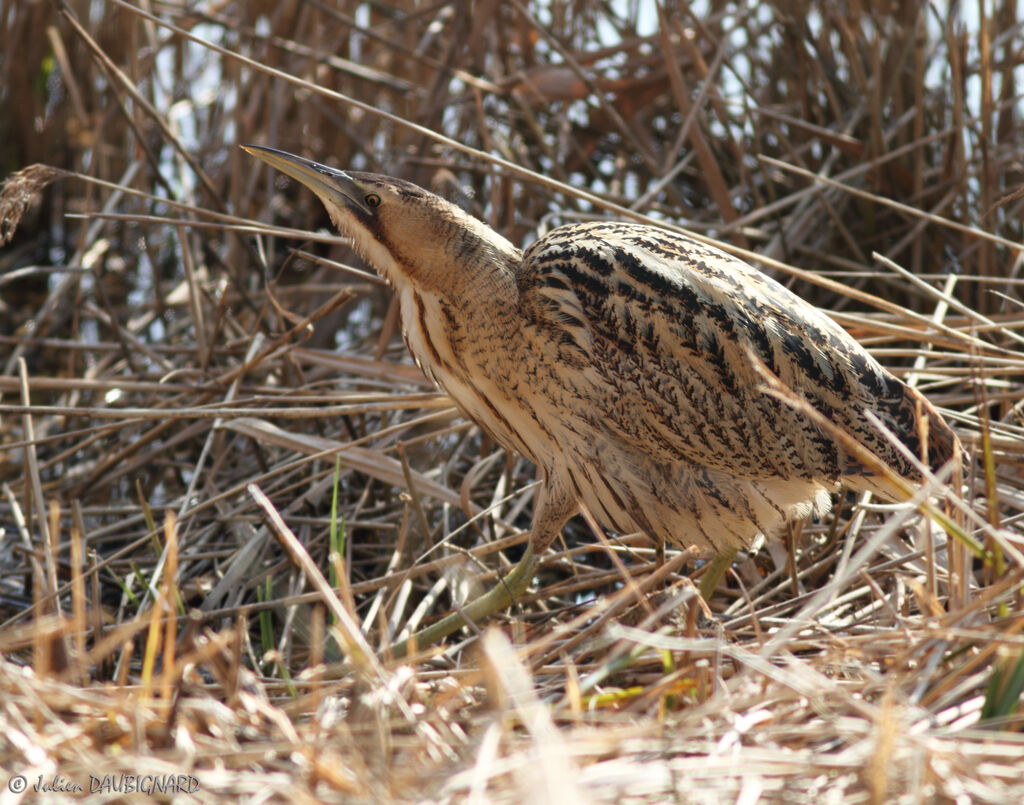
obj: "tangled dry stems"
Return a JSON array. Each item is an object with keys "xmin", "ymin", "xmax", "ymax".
[{"xmin": 1, "ymin": 1, "xmax": 1023, "ymax": 801}]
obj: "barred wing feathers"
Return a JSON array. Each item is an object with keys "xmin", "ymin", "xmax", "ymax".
[{"xmin": 517, "ymin": 222, "xmax": 955, "ymax": 529}]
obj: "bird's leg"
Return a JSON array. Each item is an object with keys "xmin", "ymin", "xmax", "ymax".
[
  {"xmin": 387, "ymin": 544, "xmax": 539, "ymax": 659},
  {"xmin": 697, "ymin": 547, "xmax": 739, "ymax": 601},
  {"xmin": 386, "ymin": 476, "xmax": 577, "ymax": 660}
]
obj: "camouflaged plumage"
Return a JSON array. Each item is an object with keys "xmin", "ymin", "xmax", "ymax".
[
  {"xmin": 243, "ymin": 146, "xmax": 959, "ymax": 562},
  {"xmin": 512, "ymin": 221, "xmax": 957, "ymax": 554}
]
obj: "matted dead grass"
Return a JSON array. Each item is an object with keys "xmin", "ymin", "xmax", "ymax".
[{"xmin": 2, "ymin": 1, "xmax": 1023, "ymax": 802}]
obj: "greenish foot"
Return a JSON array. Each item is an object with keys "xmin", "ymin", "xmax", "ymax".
[
  {"xmin": 697, "ymin": 547, "xmax": 739, "ymax": 601},
  {"xmin": 387, "ymin": 544, "xmax": 538, "ymax": 659}
]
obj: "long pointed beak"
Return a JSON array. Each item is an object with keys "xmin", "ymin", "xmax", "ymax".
[{"xmin": 241, "ymin": 144, "xmax": 371, "ymax": 214}]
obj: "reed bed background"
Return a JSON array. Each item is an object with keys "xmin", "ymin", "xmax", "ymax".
[{"xmin": 2, "ymin": 1, "xmax": 1023, "ymax": 801}]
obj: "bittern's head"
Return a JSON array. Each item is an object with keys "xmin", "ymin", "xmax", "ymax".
[{"xmin": 242, "ymin": 145, "xmax": 519, "ymax": 295}]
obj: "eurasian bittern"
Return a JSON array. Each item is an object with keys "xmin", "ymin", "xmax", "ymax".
[{"xmin": 243, "ymin": 145, "xmax": 960, "ymax": 655}]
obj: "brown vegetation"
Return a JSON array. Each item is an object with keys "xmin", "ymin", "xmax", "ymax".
[{"xmin": 1, "ymin": 1, "xmax": 1023, "ymax": 801}]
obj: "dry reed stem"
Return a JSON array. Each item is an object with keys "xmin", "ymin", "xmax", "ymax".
[{"xmin": 1, "ymin": 1, "xmax": 1023, "ymax": 802}]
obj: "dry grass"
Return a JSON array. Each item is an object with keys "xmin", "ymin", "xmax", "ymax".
[{"xmin": 2, "ymin": 1, "xmax": 1024, "ymax": 801}]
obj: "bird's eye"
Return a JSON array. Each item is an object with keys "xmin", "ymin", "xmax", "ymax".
[{"xmin": 365, "ymin": 193, "xmax": 381, "ymax": 208}]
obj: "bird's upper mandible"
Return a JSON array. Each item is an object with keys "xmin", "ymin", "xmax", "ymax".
[{"xmin": 242, "ymin": 145, "xmax": 521, "ymax": 299}]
